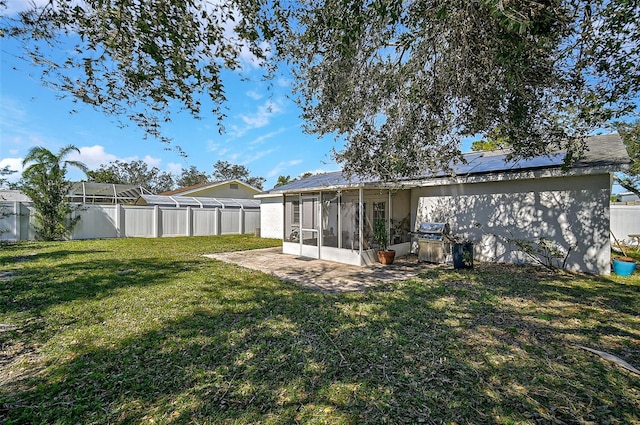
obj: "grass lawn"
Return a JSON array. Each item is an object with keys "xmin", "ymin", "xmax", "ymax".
[{"xmin": 1, "ymin": 235, "xmax": 639, "ymax": 424}]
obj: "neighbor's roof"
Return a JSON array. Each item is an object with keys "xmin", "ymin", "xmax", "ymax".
[
  {"xmin": 66, "ymin": 182, "xmax": 151, "ymax": 204},
  {"xmin": 0, "ymin": 190, "xmax": 31, "ymax": 202},
  {"xmin": 136, "ymin": 194, "xmax": 260, "ymax": 209},
  {"xmin": 160, "ymin": 179, "xmax": 261, "ymax": 196},
  {"xmin": 263, "ymin": 133, "xmax": 630, "ymax": 194}
]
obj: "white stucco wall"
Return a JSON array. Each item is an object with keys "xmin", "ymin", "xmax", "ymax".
[
  {"xmin": 411, "ymin": 173, "xmax": 612, "ymax": 274},
  {"xmin": 259, "ymin": 195, "xmax": 283, "ymax": 239}
]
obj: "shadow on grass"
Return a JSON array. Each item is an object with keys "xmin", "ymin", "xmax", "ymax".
[
  {"xmin": 1, "ymin": 257, "xmax": 193, "ymax": 315},
  {"xmin": 2, "ymin": 263, "xmax": 638, "ymax": 424}
]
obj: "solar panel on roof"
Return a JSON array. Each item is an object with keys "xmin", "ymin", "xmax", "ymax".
[{"xmin": 509, "ymin": 153, "xmax": 565, "ymax": 170}]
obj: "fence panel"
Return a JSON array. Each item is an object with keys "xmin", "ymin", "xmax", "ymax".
[
  {"xmin": 71, "ymin": 204, "xmax": 118, "ymax": 239},
  {"xmin": 610, "ymin": 204, "xmax": 640, "ymax": 244},
  {"xmin": 0, "ymin": 202, "xmax": 260, "ymax": 241},
  {"xmin": 123, "ymin": 206, "xmax": 155, "ymax": 237},
  {"xmin": 192, "ymin": 209, "xmax": 218, "ymax": 236},
  {"xmin": 220, "ymin": 209, "xmax": 240, "ymax": 234},
  {"xmin": 0, "ymin": 202, "xmax": 19, "ymax": 241},
  {"xmin": 161, "ymin": 207, "xmax": 187, "ymax": 237},
  {"xmin": 244, "ymin": 210, "xmax": 260, "ymax": 234}
]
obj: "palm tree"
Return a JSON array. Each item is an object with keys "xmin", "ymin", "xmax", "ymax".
[{"xmin": 21, "ymin": 145, "xmax": 88, "ymax": 240}]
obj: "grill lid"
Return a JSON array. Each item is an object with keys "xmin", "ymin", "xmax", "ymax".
[{"xmin": 416, "ymin": 222, "xmax": 450, "ymax": 235}]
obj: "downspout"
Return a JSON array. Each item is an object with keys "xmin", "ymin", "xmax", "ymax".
[{"xmin": 337, "ymin": 190, "xmax": 342, "ymax": 249}]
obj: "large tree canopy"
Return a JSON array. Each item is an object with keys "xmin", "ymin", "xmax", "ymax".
[
  {"xmin": 2, "ymin": 1, "xmax": 639, "ymax": 179},
  {"xmin": 212, "ymin": 160, "xmax": 266, "ymax": 190},
  {"xmin": 87, "ymin": 160, "xmax": 175, "ymax": 193},
  {"xmin": 286, "ymin": 0, "xmax": 639, "ymax": 178}
]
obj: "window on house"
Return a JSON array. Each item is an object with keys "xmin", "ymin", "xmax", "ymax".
[{"xmin": 229, "ymin": 183, "xmax": 239, "ymax": 190}]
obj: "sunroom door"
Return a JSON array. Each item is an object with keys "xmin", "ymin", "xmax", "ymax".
[{"xmin": 300, "ymin": 195, "xmax": 320, "ymax": 258}]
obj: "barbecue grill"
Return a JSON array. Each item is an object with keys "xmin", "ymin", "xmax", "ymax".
[{"xmin": 411, "ymin": 222, "xmax": 451, "ymax": 263}]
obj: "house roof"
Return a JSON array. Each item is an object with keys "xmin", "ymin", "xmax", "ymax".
[
  {"xmin": 136, "ymin": 194, "xmax": 260, "ymax": 209},
  {"xmin": 262, "ymin": 133, "xmax": 630, "ymax": 194},
  {"xmin": 160, "ymin": 180, "xmax": 261, "ymax": 196}
]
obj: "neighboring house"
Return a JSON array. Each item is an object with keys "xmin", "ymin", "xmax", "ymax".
[
  {"xmin": 257, "ymin": 133, "xmax": 630, "ymax": 275},
  {"xmin": 614, "ymin": 192, "xmax": 640, "ymax": 203},
  {"xmin": 160, "ymin": 180, "xmax": 261, "ymax": 199},
  {"xmin": 0, "ymin": 190, "xmax": 31, "ymax": 202}
]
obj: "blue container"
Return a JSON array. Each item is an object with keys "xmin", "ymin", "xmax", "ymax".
[{"xmin": 613, "ymin": 259, "xmax": 637, "ymax": 277}]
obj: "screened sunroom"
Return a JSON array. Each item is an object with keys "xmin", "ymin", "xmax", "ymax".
[{"xmin": 275, "ymin": 174, "xmax": 413, "ymax": 265}]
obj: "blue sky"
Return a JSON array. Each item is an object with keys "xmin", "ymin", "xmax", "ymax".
[{"xmin": 0, "ymin": 23, "xmax": 343, "ymax": 191}]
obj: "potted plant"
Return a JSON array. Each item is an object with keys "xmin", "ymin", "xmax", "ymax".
[
  {"xmin": 611, "ymin": 233, "xmax": 637, "ymax": 276},
  {"xmin": 374, "ymin": 220, "xmax": 396, "ymax": 265},
  {"xmin": 612, "ymin": 254, "xmax": 637, "ymax": 277}
]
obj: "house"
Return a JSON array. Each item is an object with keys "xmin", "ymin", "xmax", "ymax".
[
  {"xmin": 160, "ymin": 180, "xmax": 261, "ymax": 199},
  {"xmin": 257, "ymin": 134, "xmax": 630, "ymax": 275}
]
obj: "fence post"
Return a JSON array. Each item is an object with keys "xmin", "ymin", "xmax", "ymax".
[
  {"xmin": 116, "ymin": 205, "xmax": 123, "ymax": 238},
  {"xmin": 154, "ymin": 205, "xmax": 160, "ymax": 238},
  {"xmin": 14, "ymin": 201, "xmax": 21, "ymax": 241},
  {"xmin": 239, "ymin": 209, "xmax": 245, "ymax": 234},
  {"xmin": 215, "ymin": 208, "xmax": 221, "ymax": 235},
  {"xmin": 186, "ymin": 206, "xmax": 192, "ymax": 236}
]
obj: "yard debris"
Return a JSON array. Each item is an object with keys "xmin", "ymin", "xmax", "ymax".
[
  {"xmin": 0, "ymin": 271, "xmax": 16, "ymax": 281},
  {"xmin": 0, "ymin": 323, "xmax": 18, "ymax": 332},
  {"xmin": 575, "ymin": 345, "xmax": 640, "ymax": 376}
]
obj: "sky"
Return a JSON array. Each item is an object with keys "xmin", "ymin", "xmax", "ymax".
[{"xmin": 0, "ymin": 3, "xmax": 344, "ymax": 191}]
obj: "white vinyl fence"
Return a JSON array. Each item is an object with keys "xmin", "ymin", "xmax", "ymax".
[
  {"xmin": 610, "ymin": 204, "xmax": 640, "ymax": 245},
  {"xmin": 0, "ymin": 202, "xmax": 260, "ymax": 241}
]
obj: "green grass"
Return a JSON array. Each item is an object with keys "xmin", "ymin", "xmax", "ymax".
[{"xmin": 1, "ymin": 236, "xmax": 639, "ymax": 424}]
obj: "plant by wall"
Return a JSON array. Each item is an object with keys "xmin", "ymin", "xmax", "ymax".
[{"xmin": 508, "ymin": 236, "xmax": 574, "ymax": 271}]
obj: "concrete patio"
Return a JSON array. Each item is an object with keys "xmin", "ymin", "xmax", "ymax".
[{"xmin": 204, "ymin": 247, "xmax": 443, "ymax": 292}]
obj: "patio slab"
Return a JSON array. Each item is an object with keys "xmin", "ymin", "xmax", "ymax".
[{"xmin": 204, "ymin": 247, "xmax": 443, "ymax": 292}]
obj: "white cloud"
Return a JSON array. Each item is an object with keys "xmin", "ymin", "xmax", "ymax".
[
  {"xmin": 246, "ymin": 90, "xmax": 264, "ymax": 100},
  {"xmin": 242, "ymin": 148, "xmax": 276, "ymax": 165},
  {"xmin": 166, "ymin": 162, "xmax": 183, "ymax": 175},
  {"xmin": 65, "ymin": 145, "xmax": 164, "ymax": 172},
  {"xmin": 3, "ymin": 0, "xmax": 51, "ymax": 16},
  {"xmin": 0, "ymin": 158, "xmax": 24, "ymax": 183},
  {"xmin": 249, "ymin": 128, "xmax": 286, "ymax": 145},
  {"xmin": 70, "ymin": 145, "xmax": 118, "ymax": 169},
  {"xmin": 237, "ymin": 40, "xmax": 272, "ymax": 69},
  {"xmin": 238, "ymin": 99, "xmax": 284, "ymax": 130},
  {"xmin": 142, "ymin": 155, "xmax": 162, "ymax": 168},
  {"xmin": 267, "ymin": 159, "xmax": 303, "ymax": 177}
]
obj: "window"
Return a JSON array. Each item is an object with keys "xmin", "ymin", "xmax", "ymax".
[
  {"xmin": 229, "ymin": 183, "xmax": 239, "ymax": 190},
  {"xmin": 373, "ymin": 202, "xmax": 386, "ymax": 227}
]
